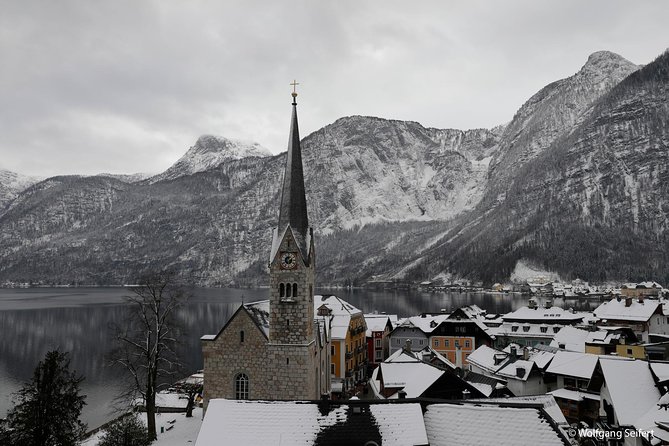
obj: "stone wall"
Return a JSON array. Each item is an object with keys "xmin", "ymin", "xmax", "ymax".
[{"xmin": 202, "ymin": 308, "xmax": 269, "ymax": 407}]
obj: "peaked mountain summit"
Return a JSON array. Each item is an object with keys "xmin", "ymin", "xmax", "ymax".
[{"xmin": 149, "ymin": 135, "xmax": 271, "ymax": 183}]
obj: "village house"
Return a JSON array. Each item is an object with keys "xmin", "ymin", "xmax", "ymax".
[
  {"xmin": 549, "ymin": 325, "xmax": 635, "ymax": 355},
  {"xmin": 388, "ymin": 313, "xmax": 449, "ymax": 354},
  {"xmin": 599, "ymin": 357, "xmax": 669, "ymax": 445},
  {"xmin": 428, "ymin": 307, "xmax": 493, "ymax": 366},
  {"xmin": 502, "ymin": 301, "xmax": 584, "ymax": 325},
  {"xmin": 490, "ymin": 322, "xmax": 563, "ymax": 349},
  {"xmin": 621, "ymin": 281, "xmax": 663, "ymax": 298},
  {"xmin": 594, "ymin": 296, "xmax": 669, "ymax": 342},
  {"xmin": 317, "ymin": 295, "xmax": 367, "ymax": 395},
  {"xmin": 368, "ymin": 342, "xmax": 499, "ymax": 400},
  {"xmin": 467, "ymin": 344, "xmax": 556, "ymax": 396},
  {"xmin": 364, "ymin": 313, "xmax": 397, "ymax": 371}
]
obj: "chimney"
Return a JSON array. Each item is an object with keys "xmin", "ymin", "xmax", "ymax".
[
  {"xmin": 522, "ymin": 347, "xmax": 529, "ymax": 361},
  {"xmin": 616, "ymin": 296, "xmax": 622, "ymax": 302},
  {"xmin": 638, "ymin": 295, "xmax": 645, "ymax": 304},
  {"xmin": 544, "ymin": 300, "xmax": 552, "ymax": 309},
  {"xmin": 455, "ymin": 344, "xmax": 463, "ymax": 369},
  {"xmin": 528, "ymin": 299, "xmax": 537, "ymax": 309},
  {"xmin": 625, "ymin": 297, "xmax": 633, "ymax": 307},
  {"xmin": 510, "ymin": 346, "xmax": 517, "ymax": 358},
  {"xmin": 403, "ymin": 339, "xmax": 412, "ymax": 353},
  {"xmin": 462, "ymin": 389, "xmax": 471, "ymax": 400},
  {"xmin": 398, "ymin": 390, "xmax": 407, "ymax": 399}
]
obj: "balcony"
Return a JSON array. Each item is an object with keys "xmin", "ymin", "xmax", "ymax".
[{"xmin": 345, "ymin": 351, "xmax": 353, "ymax": 359}]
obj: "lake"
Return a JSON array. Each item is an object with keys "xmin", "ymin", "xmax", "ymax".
[{"xmin": 0, "ymin": 286, "xmax": 602, "ymax": 429}]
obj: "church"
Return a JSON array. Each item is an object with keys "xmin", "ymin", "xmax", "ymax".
[{"xmin": 201, "ymin": 87, "xmax": 331, "ymax": 405}]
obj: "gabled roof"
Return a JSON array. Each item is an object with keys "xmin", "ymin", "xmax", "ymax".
[
  {"xmin": 600, "ymin": 358, "xmax": 660, "ymax": 426},
  {"xmin": 594, "ymin": 297, "xmax": 660, "ymax": 322},
  {"xmin": 378, "ymin": 362, "xmax": 445, "ymax": 398},
  {"xmin": 316, "ymin": 295, "xmax": 363, "ymax": 341},
  {"xmin": 467, "ymin": 345, "xmax": 547, "ymax": 382},
  {"xmin": 423, "ymin": 403, "xmax": 569, "ymax": 446},
  {"xmin": 200, "ymin": 302, "xmax": 269, "ymax": 341},
  {"xmin": 391, "ymin": 314, "xmax": 450, "ymax": 335},
  {"xmin": 545, "ymin": 351, "xmax": 599, "ymax": 379},
  {"xmin": 363, "ymin": 313, "xmax": 397, "ymax": 336},
  {"xmin": 550, "ymin": 326, "xmax": 590, "ymax": 352}
]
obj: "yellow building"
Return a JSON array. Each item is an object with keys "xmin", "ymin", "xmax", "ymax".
[{"xmin": 316, "ymin": 295, "xmax": 367, "ymax": 395}]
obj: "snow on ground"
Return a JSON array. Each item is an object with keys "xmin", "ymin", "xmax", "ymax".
[
  {"xmin": 82, "ymin": 408, "xmax": 202, "ymax": 446},
  {"xmin": 510, "ymin": 259, "xmax": 560, "ymax": 283}
]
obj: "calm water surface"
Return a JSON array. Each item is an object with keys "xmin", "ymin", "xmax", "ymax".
[{"xmin": 0, "ymin": 287, "xmax": 601, "ymax": 428}]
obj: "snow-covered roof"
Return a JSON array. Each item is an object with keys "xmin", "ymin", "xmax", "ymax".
[
  {"xmin": 600, "ymin": 358, "xmax": 661, "ymax": 426},
  {"xmin": 467, "ymin": 345, "xmax": 548, "ymax": 381},
  {"xmin": 196, "ymin": 399, "xmax": 429, "ymax": 446},
  {"xmin": 378, "ymin": 362, "xmax": 444, "ymax": 398},
  {"xmin": 364, "ymin": 313, "xmax": 397, "ymax": 336},
  {"xmin": 316, "ymin": 295, "xmax": 363, "ymax": 341},
  {"xmin": 545, "ymin": 351, "xmax": 599, "ymax": 379},
  {"xmin": 423, "ymin": 403, "xmax": 568, "ymax": 446},
  {"xmin": 623, "ymin": 282, "xmax": 662, "ymax": 289},
  {"xmin": 650, "ymin": 362, "xmax": 669, "ymax": 382},
  {"xmin": 549, "ymin": 326, "xmax": 590, "ymax": 352},
  {"xmin": 490, "ymin": 322, "xmax": 562, "ymax": 339},
  {"xmin": 548, "ymin": 388, "xmax": 600, "ymax": 402},
  {"xmin": 394, "ymin": 314, "xmax": 450, "ymax": 334},
  {"xmin": 594, "ymin": 297, "xmax": 660, "ymax": 322},
  {"xmin": 470, "ymin": 395, "xmax": 568, "ymax": 426},
  {"xmin": 502, "ymin": 306, "xmax": 583, "ymax": 323}
]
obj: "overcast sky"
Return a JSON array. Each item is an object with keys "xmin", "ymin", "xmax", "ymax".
[{"xmin": 1, "ymin": 1, "xmax": 667, "ymax": 177}]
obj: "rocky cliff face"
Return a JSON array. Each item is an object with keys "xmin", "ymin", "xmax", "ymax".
[
  {"xmin": 416, "ymin": 50, "xmax": 669, "ymax": 284},
  {"xmin": 0, "ymin": 50, "xmax": 667, "ymax": 286}
]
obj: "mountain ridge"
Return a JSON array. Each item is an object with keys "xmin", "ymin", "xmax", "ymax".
[{"xmin": 1, "ymin": 50, "xmax": 667, "ymax": 286}]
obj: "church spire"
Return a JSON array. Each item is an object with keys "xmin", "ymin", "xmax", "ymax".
[{"xmin": 277, "ymin": 81, "xmax": 309, "ymax": 258}]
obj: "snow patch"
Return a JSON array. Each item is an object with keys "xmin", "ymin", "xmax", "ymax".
[{"xmin": 510, "ymin": 259, "xmax": 560, "ymax": 283}]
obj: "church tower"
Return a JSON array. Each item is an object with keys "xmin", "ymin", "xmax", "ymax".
[{"xmin": 266, "ymin": 84, "xmax": 320, "ymax": 399}]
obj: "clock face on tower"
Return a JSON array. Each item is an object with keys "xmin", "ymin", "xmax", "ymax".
[{"xmin": 280, "ymin": 252, "xmax": 297, "ymax": 270}]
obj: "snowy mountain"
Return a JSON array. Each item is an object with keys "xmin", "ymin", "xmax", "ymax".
[
  {"xmin": 0, "ymin": 50, "xmax": 666, "ymax": 286},
  {"xmin": 0, "ymin": 168, "xmax": 41, "ymax": 210},
  {"xmin": 148, "ymin": 135, "xmax": 272, "ymax": 183}
]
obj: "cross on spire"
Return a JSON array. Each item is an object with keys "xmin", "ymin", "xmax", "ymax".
[{"xmin": 290, "ymin": 80, "xmax": 299, "ymax": 104}]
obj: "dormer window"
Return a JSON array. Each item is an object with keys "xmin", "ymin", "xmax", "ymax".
[
  {"xmin": 540, "ymin": 326, "xmax": 548, "ymax": 333},
  {"xmin": 511, "ymin": 325, "xmax": 519, "ymax": 332},
  {"xmin": 523, "ymin": 325, "xmax": 530, "ymax": 332},
  {"xmin": 553, "ymin": 326, "xmax": 560, "ymax": 333}
]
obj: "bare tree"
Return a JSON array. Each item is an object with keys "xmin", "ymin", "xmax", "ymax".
[{"xmin": 110, "ymin": 271, "xmax": 188, "ymax": 442}]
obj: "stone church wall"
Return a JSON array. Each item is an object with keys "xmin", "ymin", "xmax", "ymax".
[{"xmin": 202, "ymin": 309, "xmax": 269, "ymax": 407}]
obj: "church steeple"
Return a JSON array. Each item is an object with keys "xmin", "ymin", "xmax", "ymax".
[{"xmin": 276, "ymin": 82, "xmax": 310, "ymax": 259}]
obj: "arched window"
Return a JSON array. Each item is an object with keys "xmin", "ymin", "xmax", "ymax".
[
  {"xmin": 279, "ymin": 283, "xmax": 285, "ymax": 297},
  {"xmin": 292, "ymin": 283, "xmax": 298, "ymax": 297},
  {"xmin": 286, "ymin": 283, "xmax": 292, "ymax": 298},
  {"xmin": 235, "ymin": 373, "xmax": 249, "ymax": 400},
  {"xmin": 240, "ymin": 330, "xmax": 245, "ymax": 343}
]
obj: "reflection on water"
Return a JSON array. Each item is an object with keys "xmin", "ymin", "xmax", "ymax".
[{"xmin": 0, "ymin": 287, "xmax": 603, "ymax": 428}]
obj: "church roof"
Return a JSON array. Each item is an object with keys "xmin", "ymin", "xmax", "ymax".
[{"xmin": 273, "ymin": 94, "xmax": 311, "ymax": 261}]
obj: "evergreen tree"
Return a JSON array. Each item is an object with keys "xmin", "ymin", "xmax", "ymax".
[
  {"xmin": 5, "ymin": 350, "xmax": 87, "ymax": 446},
  {"xmin": 98, "ymin": 415, "xmax": 151, "ymax": 446}
]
